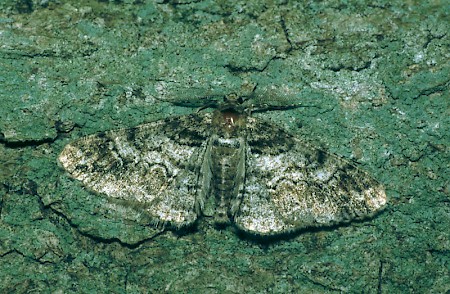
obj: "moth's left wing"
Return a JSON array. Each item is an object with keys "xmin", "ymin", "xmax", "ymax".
[
  {"xmin": 234, "ymin": 118, "xmax": 387, "ymax": 236},
  {"xmin": 58, "ymin": 113, "xmax": 213, "ymax": 228}
]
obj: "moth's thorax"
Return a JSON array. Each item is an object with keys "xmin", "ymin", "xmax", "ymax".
[{"xmin": 212, "ymin": 109, "xmax": 247, "ymax": 137}]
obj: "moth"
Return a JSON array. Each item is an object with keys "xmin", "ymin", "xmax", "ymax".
[{"xmin": 58, "ymin": 94, "xmax": 386, "ymax": 236}]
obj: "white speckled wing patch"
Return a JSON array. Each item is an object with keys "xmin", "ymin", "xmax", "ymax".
[{"xmin": 58, "ymin": 98, "xmax": 386, "ymax": 236}]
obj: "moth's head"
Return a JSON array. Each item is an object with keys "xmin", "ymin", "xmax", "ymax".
[{"xmin": 216, "ymin": 93, "xmax": 251, "ymax": 114}]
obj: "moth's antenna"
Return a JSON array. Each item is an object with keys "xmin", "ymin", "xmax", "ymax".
[
  {"xmin": 195, "ymin": 100, "xmax": 219, "ymax": 113},
  {"xmin": 190, "ymin": 95, "xmax": 228, "ymax": 113},
  {"xmin": 246, "ymin": 102, "xmax": 320, "ymax": 115}
]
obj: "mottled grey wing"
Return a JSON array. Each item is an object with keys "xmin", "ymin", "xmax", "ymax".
[
  {"xmin": 234, "ymin": 118, "xmax": 387, "ymax": 236},
  {"xmin": 58, "ymin": 113, "xmax": 212, "ymax": 228}
]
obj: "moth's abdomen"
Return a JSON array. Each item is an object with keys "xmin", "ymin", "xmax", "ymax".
[{"xmin": 210, "ymin": 137, "xmax": 243, "ymax": 224}]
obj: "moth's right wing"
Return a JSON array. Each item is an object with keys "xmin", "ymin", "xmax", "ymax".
[{"xmin": 234, "ymin": 118, "xmax": 387, "ymax": 236}]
